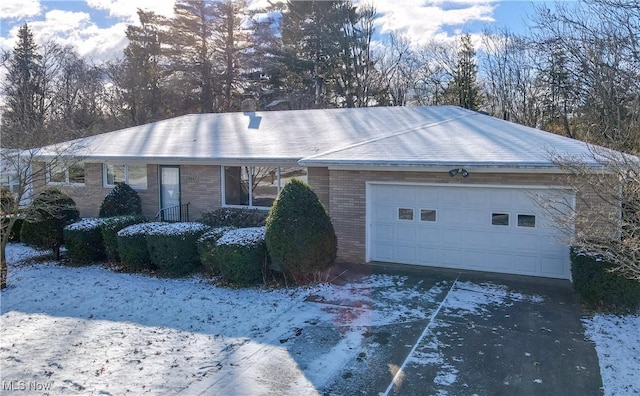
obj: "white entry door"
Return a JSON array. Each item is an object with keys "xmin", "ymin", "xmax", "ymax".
[
  {"xmin": 368, "ymin": 183, "xmax": 573, "ymax": 279},
  {"xmin": 160, "ymin": 166, "xmax": 180, "ymax": 221}
]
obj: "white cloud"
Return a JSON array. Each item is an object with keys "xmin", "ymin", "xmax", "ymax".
[
  {"xmin": 1, "ymin": 10, "xmax": 128, "ymax": 63},
  {"xmin": 0, "ymin": 0, "xmax": 41, "ymax": 19},
  {"xmin": 371, "ymin": 0, "xmax": 496, "ymax": 46},
  {"xmin": 86, "ymin": 0, "xmax": 175, "ymax": 23}
]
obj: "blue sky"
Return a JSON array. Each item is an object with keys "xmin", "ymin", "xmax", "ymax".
[{"xmin": 0, "ymin": 1, "xmax": 561, "ymax": 62}]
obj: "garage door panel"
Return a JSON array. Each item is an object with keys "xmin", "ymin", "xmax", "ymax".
[
  {"xmin": 373, "ymin": 223, "xmax": 394, "ymax": 240},
  {"xmin": 396, "ymin": 245, "xmax": 417, "ymax": 262},
  {"xmin": 372, "ymin": 203, "xmax": 395, "ymax": 221},
  {"xmin": 372, "ymin": 243, "xmax": 394, "ymax": 261},
  {"xmin": 416, "ymin": 228, "xmax": 440, "ymax": 245},
  {"xmin": 540, "ymin": 256, "xmax": 569, "ymax": 277},
  {"xmin": 511, "ymin": 255, "xmax": 540, "ymax": 275},
  {"xmin": 396, "ymin": 225, "xmax": 417, "ymax": 242},
  {"xmin": 369, "ymin": 184, "xmax": 573, "ymax": 279}
]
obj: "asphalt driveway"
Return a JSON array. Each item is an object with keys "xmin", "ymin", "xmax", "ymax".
[{"xmin": 320, "ymin": 262, "xmax": 603, "ymax": 396}]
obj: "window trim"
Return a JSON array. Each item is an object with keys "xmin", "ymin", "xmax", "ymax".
[
  {"xmin": 420, "ymin": 208, "xmax": 437, "ymax": 222},
  {"xmin": 398, "ymin": 207, "xmax": 414, "ymax": 221},
  {"xmin": 517, "ymin": 214, "xmax": 536, "ymax": 228},
  {"xmin": 491, "ymin": 212, "xmax": 510, "ymax": 226},
  {"xmin": 47, "ymin": 163, "xmax": 85, "ymax": 186},
  {"xmin": 103, "ymin": 163, "xmax": 147, "ymax": 190}
]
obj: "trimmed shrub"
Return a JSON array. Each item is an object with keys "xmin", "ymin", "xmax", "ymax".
[
  {"xmin": 199, "ymin": 207, "xmax": 268, "ymax": 228},
  {"xmin": 64, "ymin": 218, "xmax": 107, "ymax": 264},
  {"xmin": 197, "ymin": 226, "xmax": 237, "ymax": 275},
  {"xmin": 571, "ymin": 248, "xmax": 640, "ymax": 314},
  {"xmin": 117, "ymin": 222, "xmax": 167, "ymax": 272},
  {"xmin": 21, "ymin": 188, "xmax": 79, "ymax": 259},
  {"xmin": 265, "ymin": 179, "xmax": 337, "ymax": 278},
  {"xmin": 99, "ymin": 183, "xmax": 142, "ymax": 218},
  {"xmin": 146, "ymin": 222, "xmax": 210, "ymax": 277},
  {"xmin": 100, "ymin": 215, "xmax": 147, "ymax": 262},
  {"xmin": 214, "ymin": 227, "xmax": 267, "ymax": 285}
]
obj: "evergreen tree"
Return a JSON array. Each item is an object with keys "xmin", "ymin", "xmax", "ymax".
[
  {"xmin": 211, "ymin": 0, "xmax": 250, "ymax": 112},
  {"xmin": 165, "ymin": 0, "xmax": 217, "ymax": 114},
  {"xmin": 121, "ymin": 9, "xmax": 168, "ymax": 125},
  {"xmin": 1, "ymin": 24, "xmax": 46, "ymax": 147},
  {"xmin": 448, "ymin": 34, "xmax": 481, "ymax": 110}
]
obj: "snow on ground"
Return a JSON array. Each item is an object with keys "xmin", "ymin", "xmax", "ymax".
[
  {"xmin": 583, "ymin": 314, "xmax": 640, "ymax": 396},
  {"xmin": 1, "ymin": 243, "xmax": 639, "ymax": 395}
]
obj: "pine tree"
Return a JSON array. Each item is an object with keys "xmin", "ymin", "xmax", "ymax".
[
  {"xmin": 211, "ymin": 0, "xmax": 250, "ymax": 112},
  {"xmin": 166, "ymin": 0, "xmax": 217, "ymax": 113},
  {"xmin": 1, "ymin": 24, "xmax": 46, "ymax": 147},
  {"xmin": 448, "ymin": 34, "xmax": 481, "ymax": 110}
]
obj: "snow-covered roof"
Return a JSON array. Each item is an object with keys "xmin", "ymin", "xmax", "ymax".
[{"xmin": 38, "ymin": 106, "xmax": 604, "ymax": 169}]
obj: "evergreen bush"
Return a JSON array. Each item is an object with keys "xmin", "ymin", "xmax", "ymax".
[
  {"xmin": 571, "ymin": 247, "xmax": 640, "ymax": 314},
  {"xmin": 63, "ymin": 218, "xmax": 107, "ymax": 264},
  {"xmin": 21, "ymin": 188, "xmax": 79, "ymax": 259},
  {"xmin": 196, "ymin": 226, "xmax": 237, "ymax": 275},
  {"xmin": 214, "ymin": 227, "xmax": 268, "ymax": 285},
  {"xmin": 99, "ymin": 182, "xmax": 142, "ymax": 218},
  {"xmin": 117, "ymin": 222, "xmax": 166, "ymax": 272},
  {"xmin": 100, "ymin": 215, "xmax": 147, "ymax": 262},
  {"xmin": 199, "ymin": 207, "xmax": 267, "ymax": 228},
  {"xmin": 146, "ymin": 222, "xmax": 210, "ymax": 277},
  {"xmin": 265, "ymin": 179, "xmax": 337, "ymax": 279}
]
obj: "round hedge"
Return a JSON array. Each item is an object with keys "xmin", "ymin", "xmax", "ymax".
[
  {"xmin": 63, "ymin": 218, "xmax": 107, "ymax": 264},
  {"xmin": 265, "ymin": 179, "xmax": 337, "ymax": 278},
  {"xmin": 197, "ymin": 226, "xmax": 237, "ymax": 275},
  {"xmin": 99, "ymin": 182, "xmax": 142, "ymax": 218},
  {"xmin": 214, "ymin": 227, "xmax": 267, "ymax": 285},
  {"xmin": 100, "ymin": 215, "xmax": 147, "ymax": 262},
  {"xmin": 145, "ymin": 222, "xmax": 210, "ymax": 277},
  {"xmin": 21, "ymin": 188, "xmax": 79, "ymax": 258},
  {"xmin": 117, "ymin": 222, "xmax": 167, "ymax": 272}
]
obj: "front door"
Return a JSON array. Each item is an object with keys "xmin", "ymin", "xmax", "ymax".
[{"xmin": 159, "ymin": 166, "xmax": 180, "ymax": 221}]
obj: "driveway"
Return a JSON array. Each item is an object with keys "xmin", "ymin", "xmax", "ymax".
[{"xmin": 320, "ymin": 263, "xmax": 603, "ymax": 395}]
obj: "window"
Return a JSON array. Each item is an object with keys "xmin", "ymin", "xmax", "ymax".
[
  {"xmin": 48, "ymin": 163, "xmax": 84, "ymax": 185},
  {"xmin": 491, "ymin": 213, "xmax": 509, "ymax": 226},
  {"xmin": 222, "ymin": 166, "xmax": 307, "ymax": 209},
  {"xmin": 518, "ymin": 214, "xmax": 536, "ymax": 228},
  {"xmin": 398, "ymin": 208, "xmax": 414, "ymax": 220},
  {"xmin": 103, "ymin": 164, "xmax": 147, "ymax": 189},
  {"xmin": 420, "ymin": 209, "xmax": 437, "ymax": 222}
]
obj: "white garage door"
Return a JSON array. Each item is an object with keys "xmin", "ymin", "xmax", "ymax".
[{"xmin": 368, "ymin": 184, "xmax": 573, "ymax": 279}]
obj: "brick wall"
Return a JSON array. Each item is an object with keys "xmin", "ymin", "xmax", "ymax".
[
  {"xmin": 307, "ymin": 167, "xmax": 330, "ymax": 211},
  {"xmin": 327, "ymin": 170, "xmax": 612, "ymax": 264},
  {"xmin": 180, "ymin": 165, "xmax": 221, "ymax": 220}
]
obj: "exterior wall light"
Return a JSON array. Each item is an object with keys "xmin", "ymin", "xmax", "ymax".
[{"xmin": 449, "ymin": 168, "xmax": 470, "ymax": 178}]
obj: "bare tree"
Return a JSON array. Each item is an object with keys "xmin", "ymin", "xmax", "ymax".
[
  {"xmin": 481, "ymin": 29, "xmax": 543, "ymax": 127},
  {"xmin": 540, "ymin": 148, "xmax": 640, "ymax": 280}
]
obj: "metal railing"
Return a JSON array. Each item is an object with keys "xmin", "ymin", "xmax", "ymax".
[{"xmin": 155, "ymin": 202, "xmax": 190, "ymax": 222}]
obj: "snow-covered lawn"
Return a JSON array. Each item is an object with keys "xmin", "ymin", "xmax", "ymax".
[
  {"xmin": 1, "ymin": 243, "xmax": 638, "ymax": 395},
  {"xmin": 583, "ymin": 314, "xmax": 640, "ymax": 396}
]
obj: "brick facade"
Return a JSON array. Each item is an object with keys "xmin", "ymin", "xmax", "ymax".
[{"xmin": 307, "ymin": 167, "xmax": 330, "ymax": 211}]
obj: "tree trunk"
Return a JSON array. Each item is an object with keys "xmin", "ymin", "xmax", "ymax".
[{"xmin": 1, "ymin": 240, "xmax": 7, "ymax": 290}]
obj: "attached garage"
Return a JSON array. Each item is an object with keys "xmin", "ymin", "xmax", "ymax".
[{"xmin": 367, "ymin": 183, "xmax": 574, "ymax": 279}]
